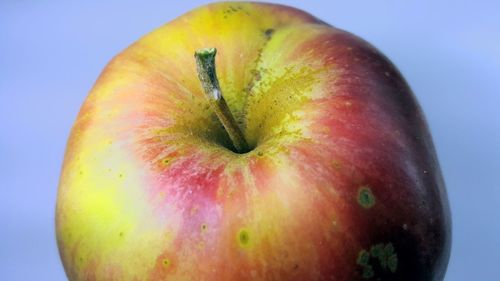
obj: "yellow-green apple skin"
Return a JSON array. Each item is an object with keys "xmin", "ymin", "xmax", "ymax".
[{"xmin": 56, "ymin": 2, "xmax": 451, "ymax": 280}]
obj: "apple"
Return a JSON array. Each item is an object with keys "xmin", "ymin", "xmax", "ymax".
[{"xmin": 56, "ymin": 2, "xmax": 451, "ymax": 280}]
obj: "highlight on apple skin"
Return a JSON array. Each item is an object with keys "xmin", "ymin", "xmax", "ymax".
[{"xmin": 56, "ymin": 2, "xmax": 451, "ymax": 280}]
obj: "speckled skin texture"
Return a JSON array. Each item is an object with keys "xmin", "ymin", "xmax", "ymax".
[{"xmin": 56, "ymin": 2, "xmax": 451, "ymax": 280}]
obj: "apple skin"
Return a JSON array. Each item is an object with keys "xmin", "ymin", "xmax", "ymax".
[{"xmin": 56, "ymin": 2, "xmax": 451, "ymax": 281}]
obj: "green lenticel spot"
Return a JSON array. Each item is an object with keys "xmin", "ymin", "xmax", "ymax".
[
  {"xmin": 358, "ymin": 186, "xmax": 376, "ymax": 209},
  {"xmin": 238, "ymin": 229, "xmax": 250, "ymax": 247}
]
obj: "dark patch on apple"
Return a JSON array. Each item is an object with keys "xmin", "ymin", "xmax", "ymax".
[
  {"xmin": 358, "ymin": 186, "xmax": 376, "ymax": 209},
  {"xmin": 372, "ymin": 243, "xmax": 397, "ymax": 271},
  {"xmin": 387, "ymin": 253, "xmax": 398, "ymax": 273},
  {"xmin": 243, "ymin": 27, "xmax": 275, "ymax": 95},
  {"xmin": 222, "ymin": 5, "xmax": 247, "ymax": 19},
  {"xmin": 162, "ymin": 258, "xmax": 171, "ymax": 267},
  {"xmin": 160, "ymin": 158, "xmax": 172, "ymax": 167},
  {"xmin": 244, "ymin": 69, "xmax": 261, "ymax": 95},
  {"xmin": 331, "ymin": 160, "xmax": 342, "ymax": 170},
  {"xmin": 357, "ymin": 242, "xmax": 398, "ymax": 279},
  {"xmin": 362, "ymin": 265, "xmax": 374, "ymax": 279},
  {"xmin": 201, "ymin": 223, "xmax": 208, "ymax": 232},
  {"xmin": 238, "ymin": 229, "xmax": 250, "ymax": 246},
  {"xmin": 264, "ymin": 28, "xmax": 275, "ymax": 40},
  {"xmin": 357, "ymin": 250, "xmax": 370, "ymax": 266}
]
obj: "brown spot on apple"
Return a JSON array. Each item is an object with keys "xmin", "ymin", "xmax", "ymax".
[
  {"xmin": 190, "ymin": 206, "xmax": 199, "ymax": 215},
  {"xmin": 264, "ymin": 28, "xmax": 275, "ymax": 40},
  {"xmin": 331, "ymin": 160, "xmax": 342, "ymax": 170},
  {"xmin": 222, "ymin": 5, "xmax": 245, "ymax": 19},
  {"xmin": 201, "ymin": 223, "xmax": 208, "ymax": 232}
]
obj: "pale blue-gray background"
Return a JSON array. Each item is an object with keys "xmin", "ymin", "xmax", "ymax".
[{"xmin": 1, "ymin": 1, "xmax": 499, "ymax": 280}]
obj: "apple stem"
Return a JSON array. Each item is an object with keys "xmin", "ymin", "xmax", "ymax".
[{"xmin": 194, "ymin": 48, "xmax": 249, "ymax": 153}]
